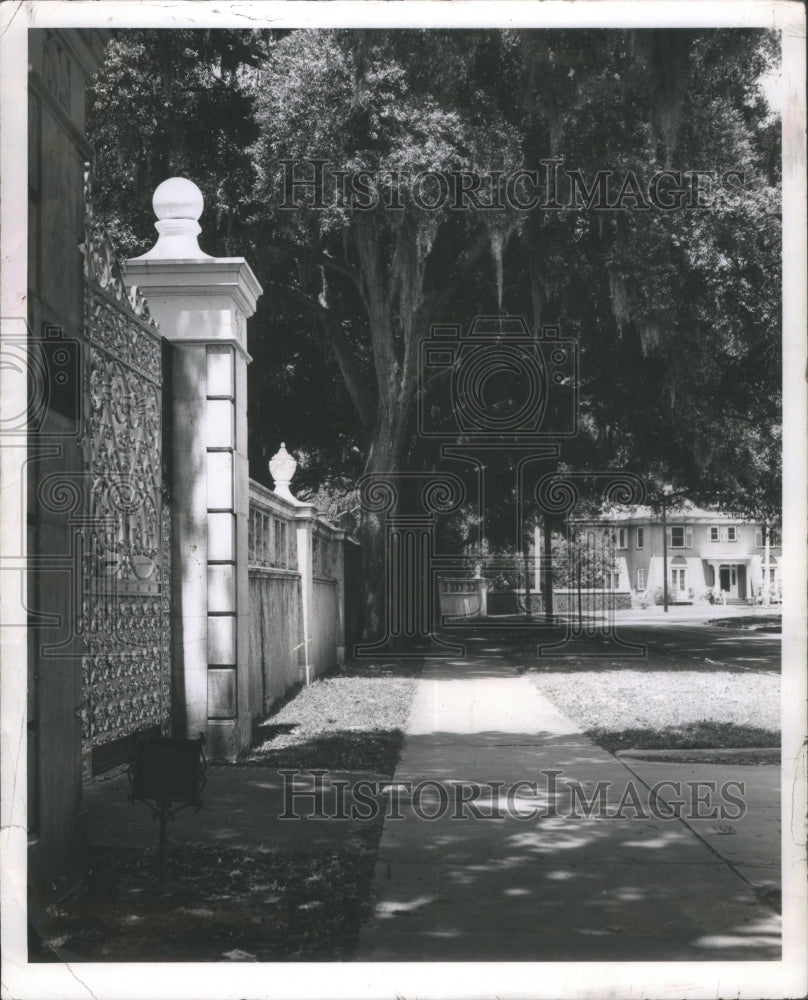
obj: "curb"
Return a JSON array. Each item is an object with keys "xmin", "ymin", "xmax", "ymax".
[{"xmin": 615, "ymin": 747, "xmax": 780, "ymax": 763}]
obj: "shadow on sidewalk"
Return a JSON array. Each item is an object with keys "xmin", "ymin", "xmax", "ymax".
[{"xmin": 358, "ymin": 724, "xmax": 782, "ymax": 962}]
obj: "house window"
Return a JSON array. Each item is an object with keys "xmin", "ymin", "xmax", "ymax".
[
  {"xmin": 615, "ymin": 528, "xmax": 627, "ymax": 549},
  {"xmin": 668, "ymin": 525, "xmax": 691, "ymax": 548},
  {"xmin": 637, "ymin": 567, "xmax": 646, "ymax": 590},
  {"xmin": 636, "ymin": 527, "xmax": 644, "ymax": 549},
  {"xmin": 756, "ymin": 527, "xmax": 780, "ymax": 546},
  {"xmin": 726, "ymin": 526, "xmax": 737, "ymax": 542},
  {"xmin": 605, "ymin": 570, "xmax": 620, "ymax": 589},
  {"xmin": 710, "ymin": 526, "xmax": 719, "ymax": 542}
]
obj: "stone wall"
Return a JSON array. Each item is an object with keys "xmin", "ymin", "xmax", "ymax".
[
  {"xmin": 486, "ymin": 590, "xmax": 632, "ymax": 615},
  {"xmin": 247, "ymin": 482, "xmax": 303, "ymax": 714},
  {"xmin": 248, "ymin": 476, "xmax": 348, "ymax": 719},
  {"xmin": 27, "ymin": 27, "xmax": 109, "ymax": 905}
]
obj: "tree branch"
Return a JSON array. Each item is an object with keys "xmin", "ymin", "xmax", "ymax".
[
  {"xmin": 267, "ymin": 281, "xmax": 376, "ymax": 430},
  {"xmin": 263, "ymin": 239, "xmax": 362, "ymax": 290}
]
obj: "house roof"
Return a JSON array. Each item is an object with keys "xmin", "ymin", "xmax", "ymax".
[{"xmin": 574, "ymin": 502, "xmax": 767, "ymax": 525}]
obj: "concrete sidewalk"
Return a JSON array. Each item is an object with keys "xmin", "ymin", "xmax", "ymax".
[
  {"xmin": 612, "ymin": 604, "xmax": 781, "ymax": 623},
  {"xmin": 617, "ymin": 756, "xmax": 780, "ymax": 905},
  {"xmin": 355, "ymin": 651, "xmax": 781, "ymax": 962}
]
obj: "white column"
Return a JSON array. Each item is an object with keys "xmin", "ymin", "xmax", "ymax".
[
  {"xmin": 268, "ymin": 442, "xmax": 318, "ymax": 684},
  {"xmin": 294, "ymin": 508, "xmax": 317, "ymax": 684},
  {"xmin": 125, "ymin": 178, "xmax": 262, "ymax": 760}
]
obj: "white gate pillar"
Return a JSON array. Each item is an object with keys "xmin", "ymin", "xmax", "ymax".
[
  {"xmin": 125, "ymin": 178, "xmax": 262, "ymax": 760},
  {"xmin": 268, "ymin": 442, "xmax": 318, "ymax": 685}
]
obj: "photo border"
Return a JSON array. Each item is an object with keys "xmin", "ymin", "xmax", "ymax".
[{"xmin": 2, "ymin": 3, "xmax": 805, "ymax": 998}]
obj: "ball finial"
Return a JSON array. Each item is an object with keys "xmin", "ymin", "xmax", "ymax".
[
  {"xmin": 152, "ymin": 177, "xmax": 204, "ymax": 222},
  {"xmin": 132, "ymin": 176, "xmax": 212, "ymax": 260}
]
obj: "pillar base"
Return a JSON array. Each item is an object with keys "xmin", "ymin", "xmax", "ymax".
[{"xmin": 204, "ymin": 719, "xmax": 244, "ymax": 762}]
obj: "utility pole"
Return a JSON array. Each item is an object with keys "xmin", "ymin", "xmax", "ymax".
[
  {"xmin": 661, "ymin": 491, "xmax": 669, "ymax": 613},
  {"xmin": 763, "ymin": 522, "xmax": 771, "ymax": 607}
]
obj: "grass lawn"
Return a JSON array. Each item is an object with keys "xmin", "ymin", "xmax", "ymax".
[
  {"xmin": 35, "ymin": 661, "xmax": 420, "ymax": 963},
  {"xmin": 529, "ymin": 665, "xmax": 780, "ymax": 754},
  {"xmin": 242, "ymin": 667, "xmax": 418, "ymax": 772}
]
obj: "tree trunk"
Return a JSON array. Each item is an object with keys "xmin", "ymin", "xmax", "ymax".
[
  {"xmin": 356, "ymin": 394, "xmax": 413, "ymax": 643},
  {"xmin": 352, "ymin": 215, "xmax": 427, "ymax": 643}
]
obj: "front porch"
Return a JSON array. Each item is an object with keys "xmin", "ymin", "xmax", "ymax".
[{"xmin": 703, "ymin": 556, "xmax": 754, "ymax": 601}]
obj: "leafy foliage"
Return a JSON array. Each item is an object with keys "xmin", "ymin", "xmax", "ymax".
[{"xmin": 87, "ymin": 28, "xmax": 782, "ymax": 549}]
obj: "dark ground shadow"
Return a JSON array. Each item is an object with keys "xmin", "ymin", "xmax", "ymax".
[
  {"xmin": 33, "ymin": 720, "xmax": 412, "ymax": 962},
  {"xmin": 446, "ymin": 621, "xmax": 780, "ymax": 675}
]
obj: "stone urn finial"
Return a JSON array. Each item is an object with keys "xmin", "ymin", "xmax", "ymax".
[
  {"xmin": 132, "ymin": 177, "xmax": 213, "ymax": 260},
  {"xmin": 269, "ymin": 442, "xmax": 297, "ymax": 502}
]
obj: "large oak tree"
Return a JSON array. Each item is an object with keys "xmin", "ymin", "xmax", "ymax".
[{"xmin": 87, "ymin": 27, "xmax": 781, "ymax": 635}]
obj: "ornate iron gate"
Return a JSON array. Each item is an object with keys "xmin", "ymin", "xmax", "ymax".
[
  {"xmin": 81, "ymin": 168, "xmax": 171, "ymax": 772},
  {"xmin": 556, "ymin": 527, "xmax": 618, "ymax": 632}
]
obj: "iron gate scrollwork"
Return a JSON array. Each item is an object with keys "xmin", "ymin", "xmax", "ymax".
[{"xmin": 81, "ymin": 165, "xmax": 171, "ymax": 767}]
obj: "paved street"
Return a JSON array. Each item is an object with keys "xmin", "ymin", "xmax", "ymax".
[
  {"xmin": 450, "ymin": 612, "xmax": 781, "ymax": 673},
  {"xmin": 599, "ymin": 621, "xmax": 780, "ymax": 672}
]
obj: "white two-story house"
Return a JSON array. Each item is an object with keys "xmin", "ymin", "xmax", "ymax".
[{"xmin": 571, "ymin": 504, "xmax": 781, "ymax": 603}]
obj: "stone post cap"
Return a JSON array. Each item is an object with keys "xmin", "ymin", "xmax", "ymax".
[
  {"xmin": 132, "ymin": 177, "xmax": 213, "ymax": 260},
  {"xmin": 153, "ymin": 177, "xmax": 204, "ymax": 220},
  {"xmin": 269, "ymin": 443, "xmax": 298, "ymax": 503}
]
